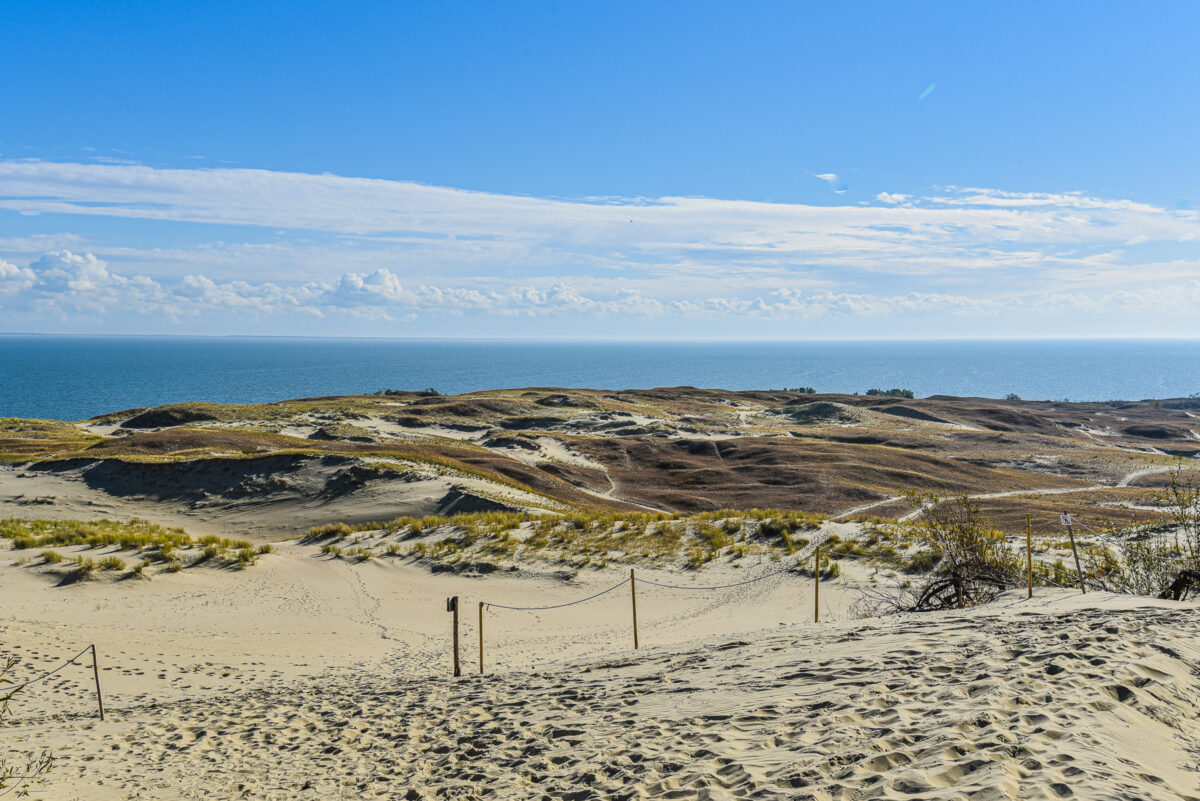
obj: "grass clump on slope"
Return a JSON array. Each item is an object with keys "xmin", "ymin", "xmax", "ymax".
[
  {"xmin": 0, "ymin": 518, "xmax": 269, "ymax": 573},
  {"xmin": 306, "ymin": 508, "xmax": 828, "ymax": 571}
]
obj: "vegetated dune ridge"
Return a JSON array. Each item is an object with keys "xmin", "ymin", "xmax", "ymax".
[
  {"xmin": 4, "ymin": 539, "xmax": 1200, "ymax": 801},
  {"xmin": 3, "ymin": 388, "xmax": 1198, "ymax": 538}
]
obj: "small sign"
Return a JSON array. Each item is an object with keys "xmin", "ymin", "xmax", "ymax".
[{"xmin": 1060, "ymin": 513, "xmax": 1073, "ymax": 526}]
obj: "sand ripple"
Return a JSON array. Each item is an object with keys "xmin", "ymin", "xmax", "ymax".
[{"xmin": 10, "ymin": 600, "xmax": 1200, "ymax": 800}]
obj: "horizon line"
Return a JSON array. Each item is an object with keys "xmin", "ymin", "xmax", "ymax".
[{"xmin": 3, "ymin": 332, "xmax": 1200, "ymax": 344}]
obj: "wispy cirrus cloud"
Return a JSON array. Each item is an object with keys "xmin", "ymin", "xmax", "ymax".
[{"xmin": 1, "ymin": 160, "xmax": 1199, "ymax": 336}]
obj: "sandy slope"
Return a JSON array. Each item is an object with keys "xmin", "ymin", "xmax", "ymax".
[
  {"xmin": 4, "ymin": 536, "xmax": 1200, "ymax": 801},
  {"xmin": 0, "ymin": 458, "xmax": 552, "ymax": 541}
]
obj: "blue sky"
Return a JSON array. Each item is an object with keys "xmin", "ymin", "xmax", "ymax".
[{"xmin": 1, "ymin": 1, "xmax": 1198, "ymax": 338}]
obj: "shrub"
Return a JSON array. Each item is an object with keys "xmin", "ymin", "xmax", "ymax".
[
  {"xmin": 1157, "ymin": 464, "xmax": 1200, "ymax": 570},
  {"xmin": 40, "ymin": 550, "xmax": 63, "ymax": 564},
  {"xmin": 883, "ymin": 490, "xmax": 1020, "ymax": 610},
  {"xmin": 162, "ymin": 560, "xmax": 183, "ymax": 573},
  {"xmin": 97, "ymin": 556, "xmax": 125, "ymax": 571}
]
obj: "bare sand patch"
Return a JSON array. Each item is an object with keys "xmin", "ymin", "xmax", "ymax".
[{"xmin": 4, "ymin": 533, "xmax": 1200, "ymax": 800}]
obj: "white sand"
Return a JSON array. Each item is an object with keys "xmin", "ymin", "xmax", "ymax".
[{"xmin": 4, "ymin": 535, "xmax": 1200, "ymax": 800}]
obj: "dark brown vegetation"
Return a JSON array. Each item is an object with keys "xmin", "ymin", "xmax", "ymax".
[{"xmin": 3, "ymin": 388, "xmax": 1196, "ymax": 527}]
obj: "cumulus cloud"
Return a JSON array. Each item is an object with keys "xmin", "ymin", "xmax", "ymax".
[
  {"xmin": 1, "ymin": 251, "xmax": 167, "ymax": 315},
  {"xmin": 0, "ymin": 258, "xmax": 36, "ymax": 293},
  {"xmin": 5, "ymin": 251, "xmax": 1200, "ymax": 332},
  {"xmin": 2, "ymin": 161, "xmax": 1200, "ymax": 334}
]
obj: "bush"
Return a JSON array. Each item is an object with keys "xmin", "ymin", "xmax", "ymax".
[
  {"xmin": 864, "ymin": 491, "xmax": 1021, "ymax": 611},
  {"xmin": 1158, "ymin": 464, "xmax": 1200, "ymax": 570},
  {"xmin": 97, "ymin": 556, "xmax": 125, "ymax": 571},
  {"xmin": 40, "ymin": 550, "xmax": 63, "ymax": 564}
]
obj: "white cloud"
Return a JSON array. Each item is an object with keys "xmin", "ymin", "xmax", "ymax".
[
  {"xmin": 0, "ymin": 258, "xmax": 36, "ymax": 293},
  {"xmin": 2, "ymin": 161, "xmax": 1200, "ymax": 334},
  {"xmin": 2, "ymin": 163, "xmax": 1198, "ymax": 279},
  {"xmin": 814, "ymin": 172, "xmax": 848, "ymax": 194},
  {"xmin": 5, "ymin": 251, "xmax": 1200, "ymax": 332}
]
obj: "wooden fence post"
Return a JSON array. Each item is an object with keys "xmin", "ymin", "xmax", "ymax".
[
  {"xmin": 630, "ymin": 568, "xmax": 639, "ymax": 649},
  {"xmin": 447, "ymin": 596, "xmax": 461, "ymax": 677},
  {"xmin": 1025, "ymin": 514, "xmax": 1033, "ymax": 599},
  {"xmin": 478, "ymin": 601, "xmax": 484, "ymax": 675},
  {"xmin": 1063, "ymin": 514, "xmax": 1086, "ymax": 593},
  {"xmin": 814, "ymin": 545, "xmax": 820, "ymax": 623},
  {"xmin": 90, "ymin": 644, "xmax": 104, "ymax": 721}
]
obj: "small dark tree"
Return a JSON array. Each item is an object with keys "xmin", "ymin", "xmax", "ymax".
[{"xmin": 900, "ymin": 490, "xmax": 1020, "ymax": 609}]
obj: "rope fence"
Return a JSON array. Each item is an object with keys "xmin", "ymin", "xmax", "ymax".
[
  {"xmin": 456, "ymin": 532, "xmax": 838, "ymax": 676},
  {"xmin": 4, "ymin": 645, "xmax": 91, "ymax": 694},
  {"xmin": 443, "ymin": 510, "xmax": 1158, "ymax": 677},
  {"xmin": 482, "ymin": 576, "xmax": 631, "ymax": 611},
  {"xmin": 3, "ymin": 644, "xmax": 105, "ymax": 720},
  {"xmin": 0, "ymin": 511, "xmax": 1154, "ymax": 697},
  {"xmin": 635, "ymin": 563, "xmax": 798, "ymax": 591}
]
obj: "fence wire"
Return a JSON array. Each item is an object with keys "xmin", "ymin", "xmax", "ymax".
[
  {"xmin": 3, "ymin": 645, "xmax": 91, "ymax": 694},
  {"xmin": 636, "ymin": 563, "xmax": 800, "ymax": 591},
  {"xmin": 484, "ymin": 577, "xmax": 631, "ymax": 611}
]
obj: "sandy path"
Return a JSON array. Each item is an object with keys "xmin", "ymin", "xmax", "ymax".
[
  {"xmin": 571, "ymin": 464, "xmax": 673, "ymax": 514},
  {"xmin": 837, "ymin": 465, "xmax": 1175, "ymax": 523}
]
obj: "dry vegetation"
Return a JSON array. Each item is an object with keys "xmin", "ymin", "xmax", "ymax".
[
  {"xmin": 3, "ymin": 388, "xmax": 1197, "ymax": 551},
  {"xmin": 304, "ymin": 508, "xmax": 827, "ymax": 572},
  {"xmin": 0, "ymin": 518, "xmax": 270, "ymax": 577}
]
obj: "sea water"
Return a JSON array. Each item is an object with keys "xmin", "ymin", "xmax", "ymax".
[{"xmin": 2, "ymin": 336, "xmax": 1199, "ymax": 420}]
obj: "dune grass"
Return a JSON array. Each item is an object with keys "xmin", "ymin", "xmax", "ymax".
[
  {"xmin": 305, "ymin": 508, "xmax": 828, "ymax": 570},
  {"xmin": 0, "ymin": 518, "xmax": 266, "ymax": 572}
]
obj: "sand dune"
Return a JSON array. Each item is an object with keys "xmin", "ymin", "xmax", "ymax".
[{"xmin": 4, "ymin": 535, "xmax": 1200, "ymax": 800}]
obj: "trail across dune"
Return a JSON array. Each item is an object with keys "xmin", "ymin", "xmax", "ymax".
[{"xmin": 836, "ymin": 464, "xmax": 1176, "ymax": 523}]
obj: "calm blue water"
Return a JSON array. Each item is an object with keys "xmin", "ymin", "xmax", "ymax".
[{"xmin": 2, "ymin": 336, "xmax": 1199, "ymax": 421}]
